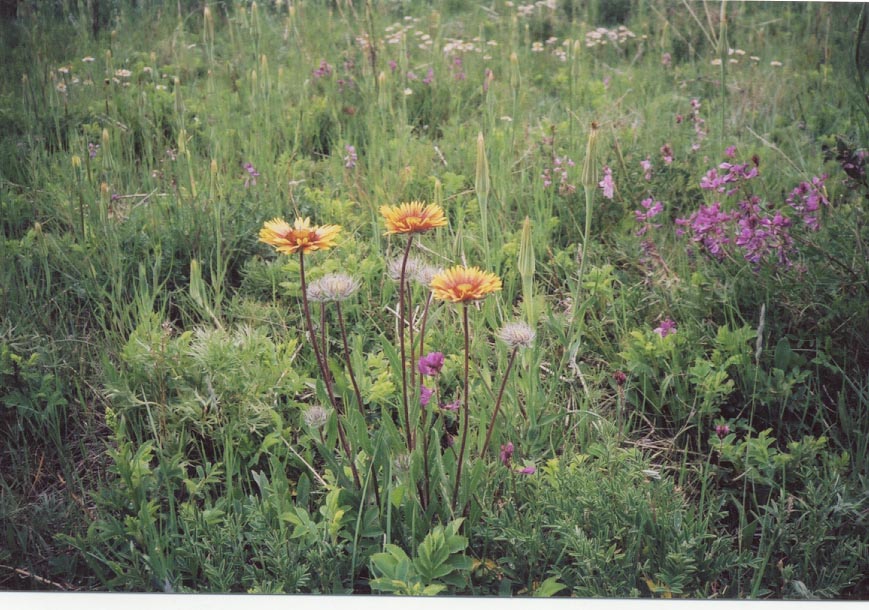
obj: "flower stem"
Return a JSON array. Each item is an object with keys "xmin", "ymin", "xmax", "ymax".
[
  {"xmin": 398, "ymin": 235, "xmax": 415, "ymax": 451},
  {"xmin": 336, "ymin": 302, "xmax": 380, "ymax": 508},
  {"xmin": 451, "ymin": 303, "xmax": 470, "ymax": 512},
  {"xmin": 299, "ymin": 252, "xmax": 360, "ymax": 489},
  {"xmin": 481, "ymin": 346, "xmax": 518, "ymax": 458},
  {"xmin": 418, "ymin": 291, "xmax": 433, "ymax": 358}
]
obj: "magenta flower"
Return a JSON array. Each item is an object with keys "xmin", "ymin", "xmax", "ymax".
[
  {"xmin": 418, "ymin": 352, "xmax": 445, "ymax": 376},
  {"xmin": 388, "ymin": 60, "xmax": 398, "ymax": 72},
  {"xmin": 715, "ymin": 424, "xmax": 730, "ymax": 439},
  {"xmin": 613, "ymin": 370, "xmax": 627, "ymax": 386},
  {"xmin": 499, "ymin": 442, "xmax": 514, "ymax": 466},
  {"xmin": 725, "ymin": 145, "xmax": 737, "ymax": 158},
  {"xmin": 654, "ymin": 318, "xmax": 677, "ymax": 338},
  {"xmin": 599, "ymin": 165, "xmax": 615, "ymax": 199},
  {"xmin": 661, "ymin": 144, "xmax": 674, "ymax": 165},
  {"xmin": 420, "ymin": 384, "xmax": 434, "ymax": 406},
  {"xmin": 515, "ymin": 465, "xmax": 536, "ymax": 475}
]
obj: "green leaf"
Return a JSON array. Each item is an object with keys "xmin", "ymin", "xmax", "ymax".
[{"xmin": 534, "ymin": 576, "xmax": 567, "ymax": 597}]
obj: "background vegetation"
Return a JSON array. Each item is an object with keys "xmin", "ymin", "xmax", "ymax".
[{"xmin": 1, "ymin": 0, "xmax": 867, "ymax": 598}]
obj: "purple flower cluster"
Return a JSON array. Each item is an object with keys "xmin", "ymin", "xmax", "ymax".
[
  {"xmin": 675, "ymin": 149, "xmax": 831, "ymax": 269},
  {"xmin": 734, "ymin": 197, "xmax": 793, "ymax": 265},
  {"xmin": 634, "ymin": 197, "xmax": 663, "ymax": 236},
  {"xmin": 418, "ymin": 352, "xmax": 445, "ymax": 376},
  {"xmin": 786, "ymin": 175, "xmax": 829, "ymax": 231},
  {"xmin": 88, "ymin": 142, "xmax": 99, "ymax": 159},
  {"xmin": 451, "ymin": 56, "xmax": 466, "ymax": 81},
  {"xmin": 542, "ymin": 156, "xmax": 576, "ymax": 195},
  {"xmin": 700, "ymin": 160, "xmax": 759, "ymax": 196},
  {"xmin": 675, "ymin": 201, "xmax": 734, "ymax": 259},
  {"xmin": 660, "ymin": 144, "xmax": 674, "ymax": 165}
]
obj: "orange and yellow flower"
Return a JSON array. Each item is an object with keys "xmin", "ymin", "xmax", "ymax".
[
  {"xmin": 430, "ymin": 265, "xmax": 502, "ymax": 303},
  {"xmin": 259, "ymin": 217, "xmax": 341, "ymax": 255},
  {"xmin": 380, "ymin": 201, "xmax": 448, "ymax": 235}
]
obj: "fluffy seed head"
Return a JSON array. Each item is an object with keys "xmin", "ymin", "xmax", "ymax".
[
  {"xmin": 497, "ymin": 321, "xmax": 536, "ymax": 349},
  {"xmin": 306, "ymin": 272, "xmax": 361, "ymax": 302},
  {"xmin": 303, "ymin": 405, "xmax": 330, "ymax": 429}
]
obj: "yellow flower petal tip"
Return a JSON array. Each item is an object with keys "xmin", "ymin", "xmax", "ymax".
[
  {"xmin": 430, "ymin": 265, "xmax": 502, "ymax": 303},
  {"xmin": 379, "ymin": 201, "xmax": 448, "ymax": 235},
  {"xmin": 258, "ymin": 217, "xmax": 341, "ymax": 255}
]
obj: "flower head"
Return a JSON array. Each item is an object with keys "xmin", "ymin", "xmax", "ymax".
[
  {"xmin": 515, "ymin": 465, "xmax": 536, "ymax": 475},
  {"xmin": 654, "ymin": 318, "xmax": 677, "ymax": 338},
  {"xmin": 497, "ymin": 321, "xmax": 536, "ymax": 349},
  {"xmin": 380, "ymin": 201, "xmax": 448, "ymax": 235},
  {"xmin": 303, "ymin": 405, "xmax": 330, "ymax": 429},
  {"xmin": 430, "ymin": 265, "xmax": 502, "ymax": 303},
  {"xmin": 259, "ymin": 217, "xmax": 341, "ymax": 255},
  {"xmin": 306, "ymin": 272, "xmax": 361, "ymax": 302},
  {"xmin": 418, "ymin": 352, "xmax": 445, "ymax": 376},
  {"xmin": 715, "ymin": 424, "xmax": 730, "ymax": 440}
]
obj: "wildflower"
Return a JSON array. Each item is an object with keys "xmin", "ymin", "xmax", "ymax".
[
  {"xmin": 380, "ymin": 201, "xmax": 448, "ymax": 235},
  {"xmin": 640, "ymin": 157, "xmax": 652, "ymax": 181},
  {"xmin": 599, "ymin": 166, "xmax": 615, "ymax": 199},
  {"xmin": 515, "ymin": 465, "xmax": 536, "ymax": 475},
  {"xmin": 786, "ymin": 175, "xmax": 829, "ymax": 231},
  {"xmin": 343, "ymin": 144, "xmax": 357, "ymax": 169},
  {"xmin": 388, "ymin": 59, "xmax": 398, "ymax": 72},
  {"xmin": 303, "ymin": 405, "xmax": 330, "ymax": 429},
  {"xmin": 82, "ymin": 56, "xmax": 95, "ymax": 63},
  {"xmin": 430, "ymin": 265, "xmax": 502, "ymax": 303},
  {"xmin": 258, "ymin": 217, "xmax": 341, "ymax": 255},
  {"xmin": 770, "ymin": 60, "xmax": 783, "ymax": 67},
  {"xmin": 313, "ymin": 60, "xmax": 333, "ymax": 78},
  {"xmin": 661, "ymin": 52, "xmax": 672, "ymax": 67},
  {"xmin": 420, "ymin": 384, "xmax": 434, "ymax": 406},
  {"xmin": 497, "ymin": 321, "xmax": 536, "ymax": 349},
  {"xmin": 612, "ymin": 370, "xmax": 627, "ymax": 386},
  {"xmin": 387, "ymin": 256, "xmax": 424, "ymax": 282},
  {"xmin": 114, "ymin": 68, "xmax": 132, "ymax": 78},
  {"xmin": 654, "ymin": 318, "xmax": 677, "ymax": 338},
  {"xmin": 725, "ymin": 145, "xmax": 737, "ymax": 158},
  {"xmin": 422, "ymin": 67, "xmax": 434, "ymax": 85},
  {"xmin": 418, "ymin": 352, "xmax": 445, "ymax": 376},
  {"xmin": 243, "ymin": 162, "xmax": 259, "ymax": 187},
  {"xmin": 499, "ymin": 442, "xmax": 514, "ymax": 466},
  {"xmin": 715, "ymin": 424, "xmax": 730, "ymax": 439},
  {"xmin": 661, "ymin": 144, "xmax": 674, "ymax": 165},
  {"xmin": 306, "ymin": 273, "xmax": 361, "ymax": 302}
]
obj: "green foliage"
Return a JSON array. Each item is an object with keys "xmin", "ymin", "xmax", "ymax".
[{"xmin": 370, "ymin": 519, "xmax": 471, "ymax": 595}]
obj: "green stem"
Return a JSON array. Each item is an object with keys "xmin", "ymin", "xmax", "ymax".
[
  {"xmin": 398, "ymin": 235, "xmax": 415, "ymax": 451},
  {"xmin": 451, "ymin": 304, "xmax": 470, "ymax": 512},
  {"xmin": 481, "ymin": 347, "xmax": 518, "ymax": 458}
]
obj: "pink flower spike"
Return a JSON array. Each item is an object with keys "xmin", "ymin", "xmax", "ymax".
[
  {"xmin": 599, "ymin": 166, "xmax": 615, "ymax": 199},
  {"xmin": 499, "ymin": 442, "xmax": 514, "ymax": 466}
]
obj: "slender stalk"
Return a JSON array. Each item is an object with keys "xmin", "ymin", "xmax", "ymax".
[
  {"xmin": 320, "ymin": 301, "xmax": 329, "ymax": 381},
  {"xmin": 299, "ymin": 252, "xmax": 360, "ymax": 489},
  {"xmin": 481, "ymin": 346, "xmax": 518, "ymax": 458},
  {"xmin": 336, "ymin": 302, "xmax": 365, "ymax": 417},
  {"xmin": 451, "ymin": 304, "xmax": 470, "ymax": 512},
  {"xmin": 418, "ymin": 291, "xmax": 433, "ymax": 357},
  {"xmin": 408, "ymin": 286, "xmax": 416, "ymax": 392},
  {"xmin": 398, "ymin": 235, "xmax": 415, "ymax": 451}
]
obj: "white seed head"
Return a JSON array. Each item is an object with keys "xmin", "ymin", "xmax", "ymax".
[
  {"xmin": 497, "ymin": 320, "xmax": 536, "ymax": 349},
  {"xmin": 306, "ymin": 272, "xmax": 361, "ymax": 302}
]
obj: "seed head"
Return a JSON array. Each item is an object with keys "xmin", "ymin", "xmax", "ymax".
[
  {"xmin": 303, "ymin": 405, "xmax": 330, "ymax": 429},
  {"xmin": 306, "ymin": 272, "xmax": 361, "ymax": 302},
  {"xmin": 497, "ymin": 321, "xmax": 536, "ymax": 349}
]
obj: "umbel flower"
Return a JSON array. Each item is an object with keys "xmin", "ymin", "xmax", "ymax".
[
  {"xmin": 259, "ymin": 217, "xmax": 341, "ymax": 254},
  {"xmin": 431, "ymin": 266, "xmax": 502, "ymax": 303},
  {"xmin": 380, "ymin": 201, "xmax": 448, "ymax": 235},
  {"xmin": 306, "ymin": 272, "xmax": 361, "ymax": 303}
]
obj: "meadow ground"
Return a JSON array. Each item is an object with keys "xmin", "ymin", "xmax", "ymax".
[{"xmin": 1, "ymin": 0, "xmax": 867, "ymax": 598}]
